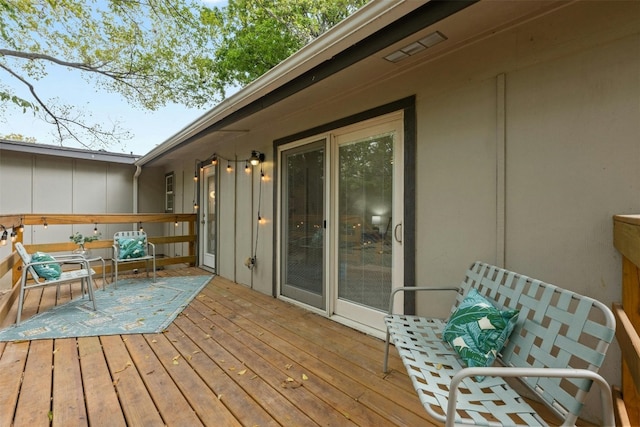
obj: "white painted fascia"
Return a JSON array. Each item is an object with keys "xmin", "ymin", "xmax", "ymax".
[{"xmin": 137, "ymin": 0, "xmax": 427, "ymax": 166}]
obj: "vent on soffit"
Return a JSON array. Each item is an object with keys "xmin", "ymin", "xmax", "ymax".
[{"xmin": 383, "ymin": 31, "xmax": 447, "ymax": 63}]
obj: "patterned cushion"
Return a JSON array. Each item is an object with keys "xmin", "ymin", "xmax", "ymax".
[
  {"xmin": 31, "ymin": 252, "xmax": 62, "ymax": 280},
  {"xmin": 118, "ymin": 237, "xmax": 146, "ymax": 259},
  {"xmin": 442, "ymin": 289, "xmax": 519, "ymax": 381}
]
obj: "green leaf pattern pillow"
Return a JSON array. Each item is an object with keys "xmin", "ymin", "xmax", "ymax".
[
  {"xmin": 31, "ymin": 252, "xmax": 62, "ymax": 280},
  {"xmin": 443, "ymin": 289, "xmax": 519, "ymax": 380},
  {"xmin": 118, "ymin": 237, "xmax": 146, "ymax": 259}
]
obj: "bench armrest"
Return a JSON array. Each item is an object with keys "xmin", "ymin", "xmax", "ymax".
[
  {"xmin": 387, "ymin": 286, "xmax": 460, "ymax": 315},
  {"xmin": 446, "ymin": 367, "xmax": 614, "ymax": 427}
]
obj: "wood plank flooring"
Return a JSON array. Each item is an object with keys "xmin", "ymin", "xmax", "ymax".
[{"xmin": 0, "ymin": 268, "xmax": 438, "ymax": 427}]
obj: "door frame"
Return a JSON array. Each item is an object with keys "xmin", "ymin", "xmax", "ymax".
[{"xmin": 273, "ymin": 96, "xmax": 417, "ymax": 328}]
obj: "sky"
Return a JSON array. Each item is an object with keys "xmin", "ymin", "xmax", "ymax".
[{"xmin": 0, "ymin": 0, "xmax": 228, "ymax": 157}]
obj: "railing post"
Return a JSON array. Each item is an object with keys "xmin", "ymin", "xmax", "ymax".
[{"xmin": 189, "ymin": 217, "xmax": 196, "ymax": 266}]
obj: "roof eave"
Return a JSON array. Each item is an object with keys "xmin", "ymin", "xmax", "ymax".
[{"xmin": 136, "ymin": 0, "xmax": 425, "ymax": 167}]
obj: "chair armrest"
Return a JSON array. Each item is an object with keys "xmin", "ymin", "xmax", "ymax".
[
  {"xmin": 388, "ymin": 286, "xmax": 460, "ymax": 315},
  {"xmin": 446, "ymin": 367, "xmax": 614, "ymax": 427},
  {"xmin": 112, "ymin": 244, "xmax": 119, "ymax": 259},
  {"xmin": 147, "ymin": 241, "xmax": 155, "ymax": 256}
]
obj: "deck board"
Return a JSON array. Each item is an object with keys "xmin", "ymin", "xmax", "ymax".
[
  {"xmin": 0, "ymin": 268, "xmax": 440, "ymax": 427},
  {"xmin": 77, "ymin": 337, "xmax": 127, "ymax": 427},
  {"xmin": 52, "ymin": 338, "xmax": 88, "ymax": 426},
  {"xmin": 15, "ymin": 339, "xmax": 54, "ymax": 427}
]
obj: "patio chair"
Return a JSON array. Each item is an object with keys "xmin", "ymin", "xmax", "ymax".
[
  {"xmin": 111, "ymin": 230, "xmax": 156, "ymax": 287},
  {"xmin": 14, "ymin": 242, "xmax": 97, "ymax": 325}
]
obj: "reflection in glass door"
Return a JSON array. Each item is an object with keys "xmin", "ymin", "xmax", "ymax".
[
  {"xmin": 333, "ymin": 115, "xmax": 403, "ymax": 332},
  {"xmin": 201, "ymin": 165, "xmax": 216, "ymax": 270},
  {"xmin": 280, "ymin": 140, "xmax": 325, "ymax": 309}
]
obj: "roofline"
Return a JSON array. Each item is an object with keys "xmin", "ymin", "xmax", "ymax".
[
  {"xmin": 136, "ymin": 0, "xmax": 428, "ymax": 166},
  {"xmin": 0, "ymin": 139, "xmax": 140, "ymax": 164}
]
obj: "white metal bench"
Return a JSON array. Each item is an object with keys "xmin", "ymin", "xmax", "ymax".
[
  {"xmin": 15, "ymin": 242, "xmax": 97, "ymax": 325},
  {"xmin": 383, "ymin": 261, "xmax": 615, "ymax": 427}
]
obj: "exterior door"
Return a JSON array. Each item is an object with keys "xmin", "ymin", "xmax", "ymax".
[
  {"xmin": 279, "ymin": 140, "xmax": 326, "ymax": 309},
  {"xmin": 201, "ymin": 164, "xmax": 217, "ymax": 270},
  {"xmin": 332, "ymin": 115, "xmax": 404, "ymax": 332}
]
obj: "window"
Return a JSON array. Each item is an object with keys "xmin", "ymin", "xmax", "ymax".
[{"xmin": 165, "ymin": 172, "xmax": 174, "ymax": 213}]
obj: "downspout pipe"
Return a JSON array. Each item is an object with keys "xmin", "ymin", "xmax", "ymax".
[{"xmin": 133, "ymin": 164, "xmax": 142, "ymax": 216}]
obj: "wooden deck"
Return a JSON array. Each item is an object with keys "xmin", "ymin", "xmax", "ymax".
[{"xmin": 0, "ymin": 267, "xmax": 438, "ymax": 427}]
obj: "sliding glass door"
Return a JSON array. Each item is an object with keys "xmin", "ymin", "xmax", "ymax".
[
  {"xmin": 277, "ymin": 112, "xmax": 404, "ymax": 333},
  {"xmin": 280, "ymin": 140, "xmax": 326, "ymax": 309}
]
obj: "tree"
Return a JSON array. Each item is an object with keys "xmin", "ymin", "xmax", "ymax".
[
  {"xmin": 0, "ymin": 0, "xmax": 367, "ymax": 149},
  {"xmin": 211, "ymin": 0, "xmax": 368, "ymax": 88},
  {"xmin": 1, "ymin": 133, "xmax": 37, "ymax": 143}
]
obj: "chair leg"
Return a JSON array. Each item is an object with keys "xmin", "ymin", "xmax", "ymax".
[
  {"xmin": 86, "ymin": 276, "xmax": 97, "ymax": 311},
  {"xmin": 114, "ymin": 261, "xmax": 118, "ymax": 289},
  {"xmin": 152, "ymin": 257, "xmax": 156, "ymax": 282},
  {"xmin": 16, "ymin": 284, "xmax": 26, "ymax": 326}
]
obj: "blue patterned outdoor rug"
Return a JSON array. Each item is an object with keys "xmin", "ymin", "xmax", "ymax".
[{"xmin": 0, "ymin": 275, "xmax": 213, "ymax": 341}]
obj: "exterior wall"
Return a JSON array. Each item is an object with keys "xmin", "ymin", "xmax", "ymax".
[
  {"xmin": 162, "ymin": 152, "xmax": 274, "ymax": 287},
  {"xmin": 0, "ymin": 149, "xmax": 137, "ymax": 287},
  {"xmin": 160, "ymin": 3, "xmax": 638, "ymax": 419}
]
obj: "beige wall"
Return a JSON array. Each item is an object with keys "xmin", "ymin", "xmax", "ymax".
[{"xmin": 0, "ymin": 149, "xmax": 137, "ymax": 287}]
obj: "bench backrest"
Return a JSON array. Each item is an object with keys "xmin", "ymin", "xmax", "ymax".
[{"xmin": 452, "ymin": 262, "xmax": 615, "ymax": 424}]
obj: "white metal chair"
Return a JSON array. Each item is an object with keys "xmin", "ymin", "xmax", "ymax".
[
  {"xmin": 14, "ymin": 242, "xmax": 97, "ymax": 325},
  {"xmin": 111, "ymin": 231, "xmax": 156, "ymax": 287}
]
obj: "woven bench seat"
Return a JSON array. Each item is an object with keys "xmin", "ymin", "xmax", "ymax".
[{"xmin": 383, "ymin": 262, "xmax": 616, "ymax": 427}]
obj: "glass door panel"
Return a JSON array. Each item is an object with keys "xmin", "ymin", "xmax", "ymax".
[
  {"xmin": 332, "ymin": 113, "xmax": 403, "ymax": 333},
  {"xmin": 201, "ymin": 165, "xmax": 216, "ymax": 270},
  {"xmin": 337, "ymin": 132, "xmax": 394, "ymax": 311},
  {"xmin": 280, "ymin": 140, "xmax": 325, "ymax": 309}
]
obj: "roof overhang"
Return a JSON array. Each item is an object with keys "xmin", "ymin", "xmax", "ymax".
[
  {"xmin": 136, "ymin": 0, "xmax": 475, "ymax": 166},
  {"xmin": 136, "ymin": 0, "xmax": 574, "ymax": 167}
]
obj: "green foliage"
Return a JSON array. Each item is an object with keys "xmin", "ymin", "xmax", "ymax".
[
  {"xmin": 211, "ymin": 0, "xmax": 369, "ymax": 87},
  {"xmin": 1, "ymin": 132, "xmax": 37, "ymax": 142},
  {"xmin": 0, "ymin": 0, "xmax": 367, "ymax": 148},
  {"xmin": 69, "ymin": 232, "xmax": 101, "ymax": 245}
]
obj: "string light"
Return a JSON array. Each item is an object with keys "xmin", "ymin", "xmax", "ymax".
[
  {"xmin": 94, "ymin": 223, "xmax": 98, "ymax": 234},
  {"xmin": 0, "ymin": 226, "xmax": 7, "ymax": 246},
  {"xmin": 43, "ymin": 217, "xmax": 48, "ymax": 229},
  {"xmin": 175, "ymin": 217, "xmax": 179, "ymax": 227},
  {"xmin": 211, "ymin": 155, "xmax": 218, "ymax": 166},
  {"xmin": 227, "ymin": 162, "xmax": 232, "ymax": 172},
  {"xmin": 138, "ymin": 222, "xmax": 144, "ymax": 232}
]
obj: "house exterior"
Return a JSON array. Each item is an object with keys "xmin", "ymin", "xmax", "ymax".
[
  {"xmin": 5, "ymin": 0, "xmax": 636, "ymax": 422},
  {"xmin": 0, "ymin": 139, "xmax": 140, "ymax": 287}
]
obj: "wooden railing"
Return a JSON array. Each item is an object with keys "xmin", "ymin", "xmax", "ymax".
[
  {"xmin": 612, "ymin": 214, "xmax": 640, "ymax": 426},
  {"xmin": 0, "ymin": 213, "xmax": 197, "ymax": 324}
]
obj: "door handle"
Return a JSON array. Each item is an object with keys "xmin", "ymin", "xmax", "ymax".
[{"xmin": 394, "ymin": 223, "xmax": 403, "ymax": 243}]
